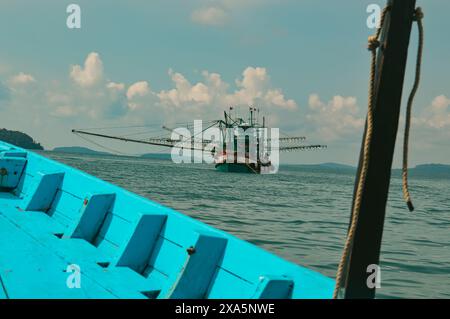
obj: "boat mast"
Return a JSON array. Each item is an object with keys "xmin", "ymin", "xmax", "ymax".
[{"xmin": 343, "ymin": 0, "xmax": 417, "ymax": 298}]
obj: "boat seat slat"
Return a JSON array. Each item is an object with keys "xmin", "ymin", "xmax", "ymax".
[
  {"xmin": 65, "ymin": 193, "xmax": 116, "ymax": 244},
  {"xmin": 160, "ymin": 231, "xmax": 228, "ymax": 299},
  {"xmin": 19, "ymin": 172, "xmax": 64, "ymax": 212},
  {"xmin": 252, "ymin": 275, "xmax": 294, "ymax": 299},
  {"xmin": 113, "ymin": 213, "xmax": 167, "ymax": 274}
]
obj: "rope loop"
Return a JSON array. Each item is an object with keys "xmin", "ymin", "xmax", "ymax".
[
  {"xmin": 367, "ymin": 36, "xmax": 380, "ymax": 51},
  {"xmin": 413, "ymin": 7, "xmax": 424, "ymax": 21},
  {"xmin": 333, "ymin": 5, "xmax": 424, "ymax": 298}
]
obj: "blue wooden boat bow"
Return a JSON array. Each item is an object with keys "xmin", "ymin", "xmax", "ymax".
[{"xmin": 0, "ymin": 141, "xmax": 334, "ymax": 299}]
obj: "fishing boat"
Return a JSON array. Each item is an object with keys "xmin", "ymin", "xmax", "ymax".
[
  {"xmin": 0, "ymin": 140, "xmax": 334, "ymax": 298},
  {"xmin": 72, "ymin": 107, "xmax": 326, "ymax": 174},
  {"xmin": 0, "ymin": 0, "xmax": 424, "ymax": 300}
]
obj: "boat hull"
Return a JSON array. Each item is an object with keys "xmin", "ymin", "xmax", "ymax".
[
  {"xmin": 0, "ymin": 141, "xmax": 334, "ymax": 299},
  {"xmin": 215, "ymin": 162, "xmax": 259, "ymax": 174}
]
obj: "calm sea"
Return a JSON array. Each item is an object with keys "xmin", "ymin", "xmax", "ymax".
[{"xmin": 42, "ymin": 151, "xmax": 450, "ymax": 299}]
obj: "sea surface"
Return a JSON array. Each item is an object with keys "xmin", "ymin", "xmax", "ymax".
[{"xmin": 41, "ymin": 151, "xmax": 450, "ymax": 299}]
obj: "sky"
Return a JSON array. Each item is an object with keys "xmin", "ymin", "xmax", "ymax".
[{"xmin": 0, "ymin": 0, "xmax": 449, "ymax": 166}]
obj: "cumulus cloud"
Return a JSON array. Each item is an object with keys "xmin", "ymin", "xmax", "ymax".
[
  {"xmin": 9, "ymin": 72, "xmax": 35, "ymax": 85},
  {"xmin": 191, "ymin": 6, "xmax": 229, "ymax": 26},
  {"xmin": 412, "ymin": 95, "xmax": 450, "ymax": 129},
  {"xmin": 127, "ymin": 81, "xmax": 150, "ymax": 99},
  {"xmin": 306, "ymin": 94, "xmax": 364, "ymax": 141},
  {"xmin": 265, "ymin": 89, "xmax": 297, "ymax": 110},
  {"xmin": 0, "ymin": 52, "xmax": 320, "ymax": 147},
  {"xmin": 158, "ymin": 70, "xmax": 211, "ymax": 107},
  {"xmin": 107, "ymin": 82, "xmax": 125, "ymax": 92},
  {"xmin": 231, "ymin": 67, "xmax": 297, "ymax": 110},
  {"xmin": 153, "ymin": 67, "xmax": 297, "ymax": 117},
  {"xmin": 70, "ymin": 52, "xmax": 103, "ymax": 87},
  {"xmin": 40, "ymin": 53, "xmax": 127, "ymax": 120}
]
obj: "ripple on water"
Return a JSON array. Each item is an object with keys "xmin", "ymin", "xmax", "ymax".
[{"xmin": 42, "ymin": 151, "xmax": 450, "ymax": 299}]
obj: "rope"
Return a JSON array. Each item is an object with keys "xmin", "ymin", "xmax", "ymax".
[
  {"xmin": 332, "ymin": 6, "xmax": 390, "ymax": 299},
  {"xmin": 73, "ymin": 132, "xmax": 138, "ymax": 156},
  {"xmin": 333, "ymin": 6, "xmax": 425, "ymax": 298},
  {"xmin": 402, "ymin": 7, "xmax": 424, "ymax": 212}
]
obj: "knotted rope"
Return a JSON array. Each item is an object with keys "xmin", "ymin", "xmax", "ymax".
[
  {"xmin": 333, "ymin": 6, "xmax": 425, "ymax": 298},
  {"xmin": 332, "ymin": 6, "xmax": 391, "ymax": 299}
]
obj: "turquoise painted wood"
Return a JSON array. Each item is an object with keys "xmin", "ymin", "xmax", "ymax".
[{"xmin": 0, "ymin": 141, "xmax": 334, "ymax": 299}]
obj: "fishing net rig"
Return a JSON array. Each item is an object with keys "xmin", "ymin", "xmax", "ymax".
[{"xmin": 72, "ymin": 108, "xmax": 327, "ymax": 157}]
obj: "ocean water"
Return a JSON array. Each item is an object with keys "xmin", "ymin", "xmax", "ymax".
[{"xmin": 42, "ymin": 151, "xmax": 450, "ymax": 299}]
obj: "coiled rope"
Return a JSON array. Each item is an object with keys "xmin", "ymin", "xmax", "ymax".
[
  {"xmin": 402, "ymin": 7, "xmax": 424, "ymax": 212},
  {"xmin": 333, "ymin": 6, "xmax": 424, "ymax": 298}
]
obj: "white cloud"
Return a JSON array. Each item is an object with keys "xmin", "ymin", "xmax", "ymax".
[
  {"xmin": 306, "ymin": 94, "xmax": 364, "ymax": 141},
  {"xmin": 414, "ymin": 95, "xmax": 450, "ymax": 129},
  {"xmin": 427, "ymin": 95, "xmax": 450, "ymax": 128},
  {"xmin": 229, "ymin": 67, "xmax": 297, "ymax": 109},
  {"xmin": 70, "ymin": 52, "xmax": 103, "ymax": 87},
  {"xmin": 154, "ymin": 67, "xmax": 296, "ymax": 115},
  {"xmin": 9, "ymin": 72, "xmax": 35, "ymax": 85},
  {"xmin": 235, "ymin": 67, "xmax": 269, "ymax": 99},
  {"xmin": 158, "ymin": 69, "xmax": 211, "ymax": 107},
  {"xmin": 191, "ymin": 6, "xmax": 228, "ymax": 26},
  {"xmin": 127, "ymin": 81, "xmax": 149, "ymax": 99},
  {"xmin": 265, "ymin": 89, "xmax": 297, "ymax": 110},
  {"xmin": 107, "ymin": 81, "xmax": 125, "ymax": 92}
]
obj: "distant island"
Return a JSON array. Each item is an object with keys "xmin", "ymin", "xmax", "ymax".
[
  {"xmin": 284, "ymin": 162, "xmax": 450, "ymax": 177},
  {"xmin": 53, "ymin": 146, "xmax": 111, "ymax": 155},
  {"xmin": 0, "ymin": 128, "xmax": 44, "ymax": 150},
  {"xmin": 394, "ymin": 164, "xmax": 450, "ymax": 178},
  {"xmin": 291, "ymin": 162, "xmax": 355, "ymax": 171},
  {"xmin": 49, "ymin": 146, "xmax": 450, "ymax": 176},
  {"xmin": 52, "ymin": 146, "xmax": 172, "ymax": 160}
]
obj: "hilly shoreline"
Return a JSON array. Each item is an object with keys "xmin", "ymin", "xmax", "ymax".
[
  {"xmin": 0, "ymin": 128, "xmax": 43, "ymax": 150},
  {"xmin": 49, "ymin": 146, "xmax": 450, "ymax": 176}
]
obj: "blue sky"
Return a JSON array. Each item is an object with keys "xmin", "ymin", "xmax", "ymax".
[{"xmin": 0, "ymin": 0, "xmax": 449, "ymax": 166}]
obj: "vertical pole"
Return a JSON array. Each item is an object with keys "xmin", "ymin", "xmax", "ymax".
[{"xmin": 344, "ymin": 0, "xmax": 417, "ymax": 299}]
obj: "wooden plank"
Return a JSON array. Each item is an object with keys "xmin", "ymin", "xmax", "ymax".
[{"xmin": 344, "ymin": 0, "xmax": 417, "ymax": 299}]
